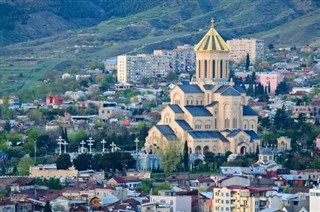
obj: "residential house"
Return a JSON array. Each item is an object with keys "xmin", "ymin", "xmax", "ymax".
[
  {"xmin": 149, "ymin": 190, "xmax": 192, "ymax": 212},
  {"xmin": 106, "ymin": 177, "xmax": 141, "ymax": 190}
]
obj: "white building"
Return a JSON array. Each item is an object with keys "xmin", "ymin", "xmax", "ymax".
[
  {"xmin": 227, "ymin": 38, "xmax": 264, "ymax": 63},
  {"xmin": 310, "ymin": 187, "xmax": 320, "ymax": 212},
  {"xmin": 150, "ymin": 190, "xmax": 192, "ymax": 212},
  {"xmin": 117, "ymin": 45, "xmax": 196, "ymax": 83}
]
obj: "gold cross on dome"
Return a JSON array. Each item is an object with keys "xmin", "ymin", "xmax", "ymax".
[{"xmin": 211, "ymin": 18, "xmax": 215, "ymax": 28}]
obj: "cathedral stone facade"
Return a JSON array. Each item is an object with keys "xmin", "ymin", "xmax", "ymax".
[{"xmin": 146, "ymin": 19, "xmax": 260, "ymax": 156}]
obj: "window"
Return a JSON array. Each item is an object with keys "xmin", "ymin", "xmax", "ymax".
[{"xmin": 212, "ymin": 60, "xmax": 216, "ymax": 78}]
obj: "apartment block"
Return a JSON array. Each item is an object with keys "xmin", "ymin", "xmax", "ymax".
[
  {"xmin": 212, "ymin": 186, "xmax": 276, "ymax": 212},
  {"xmin": 310, "ymin": 187, "xmax": 320, "ymax": 212},
  {"xmin": 227, "ymin": 39, "xmax": 264, "ymax": 64},
  {"xmin": 117, "ymin": 45, "xmax": 195, "ymax": 83}
]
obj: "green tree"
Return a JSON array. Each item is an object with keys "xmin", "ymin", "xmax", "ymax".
[
  {"xmin": 1, "ymin": 93, "xmax": 10, "ymax": 119},
  {"xmin": 268, "ymin": 44, "xmax": 274, "ymax": 50},
  {"xmin": 47, "ymin": 178, "xmax": 63, "ymax": 189},
  {"xmin": 56, "ymin": 154, "xmax": 72, "ymax": 170},
  {"xmin": 4, "ymin": 121, "xmax": 10, "ymax": 132},
  {"xmin": 183, "ymin": 141, "xmax": 189, "ymax": 172},
  {"xmin": 273, "ymin": 107, "xmax": 291, "ymax": 130},
  {"xmin": 275, "ymin": 81, "xmax": 289, "ymax": 95},
  {"xmin": 27, "ymin": 109, "xmax": 43, "ymax": 124},
  {"xmin": 139, "ymin": 180, "xmax": 152, "ymax": 193},
  {"xmin": 204, "ymin": 152, "xmax": 216, "ymax": 171},
  {"xmin": 255, "ymin": 146, "xmax": 259, "ymax": 160},
  {"xmin": 157, "ymin": 141, "xmax": 181, "ymax": 176},
  {"xmin": 73, "ymin": 154, "xmax": 92, "ymax": 171},
  {"xmin": 152, "ymin": 184, "xmax": 171, "ymax": 195},
  {"xmin": 166, "ymin": 71, "xmax": 178, "ymax": 82},
  {"xmin": 260, "ymin": 117, "xmax": 271, "ymax": 129},
  {"xmin": 44, "ymin": 201, "xmax": 52, "ymax": 212},
  {"xmin": 245, "ymin": 53, "xmax": 250, "ymax": 70},
  {"xmin": 17, "ymin": 156, "xmax": 33, "ymax": 175}
]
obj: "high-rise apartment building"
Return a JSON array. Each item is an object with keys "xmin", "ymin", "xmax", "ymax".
[
  {"xmin": 117, "ymin": 45, "xmax": 195, "ymax": 83},
  {"xmin": 227, "ymin": 39, "xmax": 264, "ymax": 64}
]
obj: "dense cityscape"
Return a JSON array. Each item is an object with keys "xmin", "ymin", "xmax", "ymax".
[{"xmin": 1, "ymin": 2, "xmax": 320, "ymax": 212}]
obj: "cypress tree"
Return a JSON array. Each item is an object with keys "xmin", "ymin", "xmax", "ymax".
[
  {"xmin": 44, "ymin": 201, "xmax": 52, "ymax": 212},
  {"xmin": 245, "ymin": 53, "xmax": 250, "ymax": 70},
  {"xmin": 183, "ymin": 141, "xmax": 189, "ymax": 172}
]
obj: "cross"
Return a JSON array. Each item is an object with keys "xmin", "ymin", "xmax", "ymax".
[
  {"xmin": 87, "ymin": 137, "xmax": 95, "ymax": 154},
  {"xmin": 110, "ymin": 142, "xmax": 117, "ymax": 153},
  {"xmin": 211, "ymin": 18, "xmax": 215, "ymax": 28},
  {"xmin": 134, "ymin": 138, "xmax": 140, "ymax": 153},
  {"xmin": 62, "ymin": 139, "xmax": 68, "ymax": 154},
  {"xmin": 101, "ymin": 139, "xmax": 107, "ymax": 153},
  {"xmin": 80, "ymin": 140, "xmax": 86, "ymax": 153},
  {"xmin": 57, "ymin": 136, "xmax": 64, "ymax": 155}
]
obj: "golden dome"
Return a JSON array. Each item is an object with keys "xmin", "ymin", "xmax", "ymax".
[{"xmin": 194, "ymin": 18, "xmax": 229, "ymax": 52}]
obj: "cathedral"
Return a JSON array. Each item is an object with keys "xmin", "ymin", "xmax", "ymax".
[{"xmin": 146, "ymin": 19, "xmax": 260, "ymax": 156}]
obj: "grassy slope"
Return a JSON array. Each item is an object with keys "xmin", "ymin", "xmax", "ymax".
[{"xmin": 1, "ymin": 0, "xmax": 320, "ymax": 94}]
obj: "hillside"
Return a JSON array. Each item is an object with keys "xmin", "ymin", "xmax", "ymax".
[{"xmin": 1, "ymin": 0, "xmax": 320, "ymax": 94}]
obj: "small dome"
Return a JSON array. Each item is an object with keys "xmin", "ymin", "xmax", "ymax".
[
  {"xmin": 194, "ymin": 18, "xmax": 229, "ymax": 52},
  {"xmin": 260, "ymin": 148, "xmax": 273, "ymax": 155}
]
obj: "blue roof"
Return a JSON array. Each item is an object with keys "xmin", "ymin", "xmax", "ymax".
[
  {"xmin": 244, "ymin": 130, "xmax": 260, "ymax": 140},
  {"xmin": 185, "ymin": 106, "xmax": 212, "ymax": 116},
  {"xmin": 155, "ymin": 125, "xmax": 177, "ymax": 140},
  {"xmin": 189, "ymin": 131, "xmax": 229, "ymax": 142},
  {"xmin": 175, "ymin": 120, "xmax": 193, "ymax": 130},
  {"xmin": 180, "ymin": 80, "xmax": 190, "ymax": 85},
  {"xmin": 226, "ymin": 129, "xmax": 260, "ymax": 142},
  {"xmin": 214, "ymin": 85, "xmax": 229, "ymax": 93},
  {"xmin": 178, "ymin": 85, "xmax": 203, "ymax": 93},
  {"xmin": 234, "ymin": 85, "xmax": 246, "ymax": 93},
  {"xmin": 168, "ymin": 104, "xmax": 184, "ymax": 113},
  {"xmin": 163, "ymin": 134, "xmax": 177, "ymax": 140},
  {"xmin": 227, "ymin": 129, "xmax": 242, "ymax": 137},
  {"xmin": 243, "ymin": 105, "xmax": 258, "ymax": 116},
  {"xmin": 203, "ymin": 84, "xmax": 214, "ymax": 90},
  {"xmin": 221, "ymin": 87, "xmax": 241, "ymax": 96},
  {"xmin": 206, "ymin": 101, "xmax": 218, "ymax": 107},
  {"xmin": 155, "ymin": 125, "xmax": 174, "ymax": 134}
]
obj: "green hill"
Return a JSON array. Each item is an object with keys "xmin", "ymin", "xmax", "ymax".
[{"xmin": 1, "ymin": 0, "xmax": 320, "ymax": 94}]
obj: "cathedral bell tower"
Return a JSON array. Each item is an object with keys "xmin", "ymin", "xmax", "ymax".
[{"xmin": 194, "ymin": 18, "xmax": 230, "ymax": 82}]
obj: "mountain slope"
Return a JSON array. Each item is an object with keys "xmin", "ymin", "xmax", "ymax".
[{"xmin": 1, "ymin": 0, "xmax": 320, "ymax": 93}]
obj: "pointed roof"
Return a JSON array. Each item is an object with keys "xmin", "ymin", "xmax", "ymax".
[
  {"xmin": 177, "ymin": 85, "xmax": 204, "ymax": 93},
  {"xmin": 221, "ymin": 87, "xmax": 241, "ymax": 96},
  {"xmin": 243, "ymin": 105, "xmax": 258, "ymax": 116},
  {"xmin": 194, "ymin": 18, "xmax": 229, "ymax": 52}
]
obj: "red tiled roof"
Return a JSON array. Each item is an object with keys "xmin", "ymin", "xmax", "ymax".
[
  {"xmin": 218, "ymin": 176, "xmax": 247, "ymax": 183},
  {"xmin": 111, "ymin": 176, "xmax": 140, "ymax": 183}
]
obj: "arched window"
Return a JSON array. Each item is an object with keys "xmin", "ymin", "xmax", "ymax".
[
  {"xmin": 233, "ymin": 118, "xmax": 237, "ymax": 128},
  {"xmin": 198, "ymin": 60, "xmax": 201, "ymax": 77},
  {"xmin": 204, "ymin": 60, "xmax": 208, "ymax": 78},
  {"xmin": 220, "ymin": 60, "xmax": 223, "ymax": 78},
  {"xmin": 212, "ymin": 60, "xmax": 216, "ymax": 78},
  {"xmin": 225, "ymin": 118, "xmax": 230, "ymax": 129}
]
